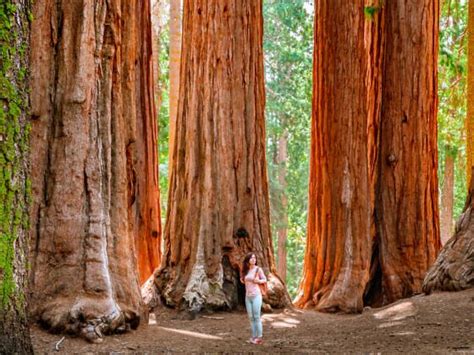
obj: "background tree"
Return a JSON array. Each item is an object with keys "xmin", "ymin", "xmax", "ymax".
[
  {"xmin": 438, "ymin": 0, "xmax": 468, "ymax": 245},
  {"xmin": 167, "ymin": 0, "xmax": 182, "ymax": 175},
  {"xmin": 28, "ymin": 0, "xmax": 160, "ymax": 340},
  {"xmin": 154, "ymin": 0, "xmax": 289, "ymax": 312},
  {"xmin": 423, "ymin": 0, "xmax": 473, "ymax": 294},
  {"xmin": 263, "ymin": 0, "xmax": 313, "ymax": 295},
  {"xmin": 0, "ymin": 1, "xmax": 34, "ymax": 353}
]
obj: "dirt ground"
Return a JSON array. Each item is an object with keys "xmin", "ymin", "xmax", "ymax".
[{"xmin": 32, "ymin": 288, "xmax": 474, "ymax": 354}]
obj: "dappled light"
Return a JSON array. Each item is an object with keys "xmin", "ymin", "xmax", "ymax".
[
  {"xmin": 157, "ymin": 327, "xmax": 223, "ymax": 341},
  {"xmin": 373, "ymin": 302, "xmax": 416, "ymax": 322},
  {"xmin": 262, "ymin": 313, "xmax": 302, "ymax": 329}
]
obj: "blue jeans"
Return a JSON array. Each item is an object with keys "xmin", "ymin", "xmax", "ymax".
[{"xmin": 245, "ymin": 294, "xmax": 263, "ymax": 338}]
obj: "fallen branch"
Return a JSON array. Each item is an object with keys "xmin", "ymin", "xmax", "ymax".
[{"xmin": 55, "ymin": 336, "xmax": 65, "ymax": 351}]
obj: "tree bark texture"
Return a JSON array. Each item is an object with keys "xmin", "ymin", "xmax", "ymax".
[
  {"xmin": 0, "ymin": 1, "xmax": 34, "ymax": 353},
  {"xmin": 374, "ymin": 0, "xmax": 440, "ymax": 305},
  {"xmin": 155, "ymin": 0, "xmax": 289, "ymax": 312},
  {"xmin": 168, "ymin": 0, "xmax": 182, "ymax": 174},
  {"xmin": 294, "ymin": 0, "xmax": 372, "ymax": 313},
  {"xmin": 296, "ymin": 0, "xmax": 440, "ymax": 312},
  {"xmin": 276, "ymin": 131, "xmax": 288, "ymax": 283},
  {"xmin": 423, "ymin": 175, "xmax": 474, "ymax": 293},
  {"xmin": 28, "ymin": 0, "xmax": 161, "ymax": 339},
  {"xmin": 440, "ymin": 154, "xmax": 455, "ymax": 245}
]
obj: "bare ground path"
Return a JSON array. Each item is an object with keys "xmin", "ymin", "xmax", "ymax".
[{"xmin": 32, "ymin": 288, "xmax": 474, "ymax": 353}]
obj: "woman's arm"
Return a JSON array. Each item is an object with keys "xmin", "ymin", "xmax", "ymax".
[{"xmin": 256, "ymin": 267, "xmax": 267, "ymax": 283}]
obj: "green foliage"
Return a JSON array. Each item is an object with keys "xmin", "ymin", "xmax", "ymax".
[
  {"xmin": 158, "ymin": 26, "xmax": 170, "ymax": 217},
  {"xmin": 0, "ymin": 0, "xmax": 30, "ymax": 308},
  {"xmin": 364, "ymin": 6, "xmax": 379, "ymax": 20},
  {"xmin": 438, "ymin": 0, "xmax": 468, "ymax": 220},
  {"xmin": 263, "ymin": 0, "xmax": 313, "ymax": 298}
]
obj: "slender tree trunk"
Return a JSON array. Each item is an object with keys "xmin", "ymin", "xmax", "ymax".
[
  {"xmin": 467, "ymin": 0, "xmax": 474, "ymax": 184},
  {"xmin": 155, "ymin": 0, "xmax": 289, "ymax": 312},
  {"xmin": 441, "ymin": 154, "xmax": 455, "ymax": 245},
  {"xmin": 276, "ymin": 131, "xmax": 288, "ymax": 283},
  {"xmin": 28, "ymin": 0, "xmax": 160, "ymax": 340},
  {"xmin": 374, "ymin": 0, "xmax": 440, "ymax": 304},
  {"xmin": 294, "ymin": 0, "xmax": 372, "ymax": 313},
  {"xmin": 168, "ymin": 0, "xmax": 182, "ymax": 173},
  {"xmin": 152, "ymin": 0, "xmax": 164, "ymax": 125},
  {"xmin": 0, "ymin": 1, "xmax": 33, "ymax": 353}
]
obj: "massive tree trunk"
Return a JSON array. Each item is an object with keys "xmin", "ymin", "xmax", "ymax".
[
  {"xmin": 440, "ymin": 154, "xmax": 455, "ymax": 245},
  {"xmin": 28, "ymin": 0, "xmax": 160, "ymax": 339},
  {"xmin": 296, "ymin": 0, "xmax": 440, "ymax": 312},
  {"xmin": 423, "ymin": 172, "xmax": 474, "ymax": 292},
  {"xmin": 294, "ymin": 0, "xmax": 372, "ymax": 313},
  {"xmin": 168, "ymin": 0, "xmax": 182, "ymax": 173},
  {"xmin": 374, "ymin": 0, "xmax": 440, "ymax": 305},
  {"xmin": 0, "ymin": 1, "xmax": 33, "ymax": 353},
  {"xmin": 154, "ymin": 0, "xmax": 289, "ymax": 312},
  {"xmin": 276, "ymin": 131, "xmax": 288, "ymax": 283}
]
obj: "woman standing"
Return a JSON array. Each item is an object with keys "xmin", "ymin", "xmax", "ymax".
[{"xmin": 241, "ymin": 253, "xmax": 267, "ymax": 345}]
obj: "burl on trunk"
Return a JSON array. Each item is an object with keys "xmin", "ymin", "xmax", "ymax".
[
  {"xmin": 28, "ymin": 0, "xmax": 161, "ymax": 340},
  {"xmin": 154, "ymin": 0, "xmax": 289, "ymax": 312}
]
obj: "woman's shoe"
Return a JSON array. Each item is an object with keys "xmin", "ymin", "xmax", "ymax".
[
  {"xmin": 250, "ymin": 337, "xmax": 259, "ymax": 344},
  {"xmin": 255, "ymin": 337, "xmax": 263, "ymax": 344}
]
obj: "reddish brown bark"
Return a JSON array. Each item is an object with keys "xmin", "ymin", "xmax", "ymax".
[
  {"xmin": 440, "ymin": 154, "xmax": 455, "ymax": 245},
  {"xmin": 297, "ymin": 0, "xmax": 440, "ymax": 312},
  {"xmin": 29, "ymin": 0, "xmax": 160, "ymax": 339},
  {"xmin": 374, "ymin": 0, "xmax": 440, "ymax": 305},
  {"xmin": 154, "ymin": 0, "xmax": 289, "ymax": 312},
  {"xmin": 294, "ymin": 0, "xmax": 372, "ymax": 313}
]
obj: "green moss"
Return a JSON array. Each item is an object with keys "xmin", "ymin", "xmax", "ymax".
[{"xmin": 0, "ymin": 0, "xmax": 31, "ymax": 308}]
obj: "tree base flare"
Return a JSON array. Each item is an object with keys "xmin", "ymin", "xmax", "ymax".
[
  {"xmin": 36, "ymin": 296, "xmax": 140, "ymax": 342},
  {"xmin": 423, "ymin": 206, "xmax": 474, "ymax": 294}
]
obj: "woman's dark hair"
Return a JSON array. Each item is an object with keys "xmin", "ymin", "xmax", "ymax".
[{"xmin": 241, "ymin": 252, "xmax": 257, "ymax": 279}]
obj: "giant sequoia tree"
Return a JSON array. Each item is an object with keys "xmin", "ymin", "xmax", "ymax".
[
  {"xmin": 0, "ymin": 1, "xmax": 34, "ymax": 353},
  {"xmin": 28, "ymin": 0, "xmax": 161, "ymax": 339},
  {"xmin": 294, "ymin": 0, "xmax": 372, "ymax": 313},
  {"xmin": 154, "ymin": 0, "xmax": 289, "ymax": 312},
  {"xmin": 296, "ymin": 0, "xmax": 440, "ymax": 312}
]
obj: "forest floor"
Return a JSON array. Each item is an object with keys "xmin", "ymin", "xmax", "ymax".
[{"xmin": 32, "ymin": 288, "xmax": 474, "ymax": 354}]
